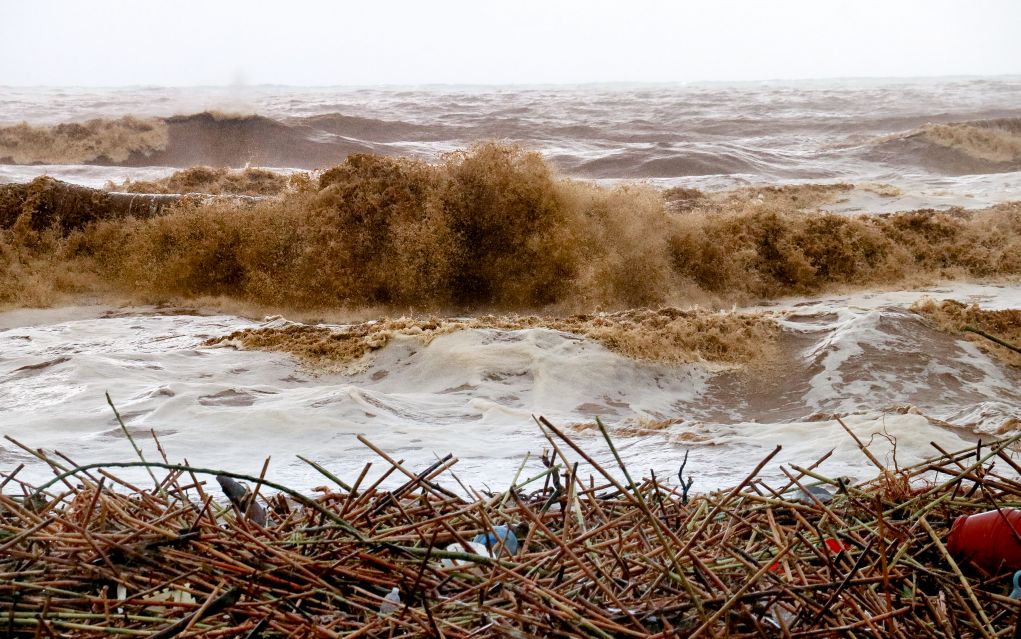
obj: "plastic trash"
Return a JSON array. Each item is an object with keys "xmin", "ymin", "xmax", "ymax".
[
  {"xmin": 439, "ymin": 541, "xmax": 492, "ymax": 569},
  {"xmin": 793, "ymin": 485, "xmax": 834, "ymax": 505},
  {"xmin": 821, "ymin": 538, "xmax": 851, "ymax": 554},
  {"xmin": 473, "ymin": 524, "xmax": 519, "ymax": 556},
  {"xmin": 947, "ymin": 508, "xmax": 1021, "ymax": 574},
  {"xmin": 771, "ymin": 537, "xmax": 848, "ymax": 571},
  {"xmin": 379, "ymin": 587, "xmax": 400, "ymax": 616}
]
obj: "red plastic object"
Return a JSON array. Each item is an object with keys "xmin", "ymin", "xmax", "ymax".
[
  {"xmin": 822, "ymin": 538, "xmax": 851, "ymax": 554},
  {"xmin": 947, "ymin": 508, "xmax": 1021, "ymax": 574},
  {"xmin": 769, "ymin": 538, "xmax": 850, "ymax": 571}
]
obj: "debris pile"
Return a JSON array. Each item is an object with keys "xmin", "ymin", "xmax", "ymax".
[{"xmin": 2, "ymin": 416, "xmax": 1021, "ymax": 637}]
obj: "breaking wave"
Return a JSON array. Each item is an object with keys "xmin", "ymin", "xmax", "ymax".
[
  {"xmin": 868, "ymin": 118, "xmax": 1021, "ymax": 174},
  {"xmin": 921, "ymin": 119, "xmax": 1021, "ymax": 163},
  {"xmin": 154, "ymin": 112, "xmax": 376, "ymax": 168},
  {"xmin": 3, "ymin": 144, "xmax": 1021, "ymax": 312}
]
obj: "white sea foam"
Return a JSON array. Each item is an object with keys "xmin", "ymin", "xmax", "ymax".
[{"xmin": 2, "ymin": 283, "xmax": 1019, "ymax": 493}]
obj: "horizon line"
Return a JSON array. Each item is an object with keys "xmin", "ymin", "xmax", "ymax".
[{"xmin": 3, "ymin": 73, "xmax": 1021, "ymax": 91}]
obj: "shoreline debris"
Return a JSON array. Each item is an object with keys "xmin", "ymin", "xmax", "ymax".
[{"xmin": 2, "ymin": 417, "xmax": 1021, "ymax": 637}]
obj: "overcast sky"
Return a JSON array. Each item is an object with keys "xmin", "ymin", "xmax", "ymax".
[{"xmin": 2, "ymin": 0, "xmax": 1019, "ymax": 86}]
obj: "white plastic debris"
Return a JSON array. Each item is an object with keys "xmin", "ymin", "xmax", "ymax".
[
  {"xmin": 379, "ymin": 586, "xmax": 401, "ymax": 616},
  {"xmin": 439, "ymin": 541, "xmax": 492, "ymax": 568}
]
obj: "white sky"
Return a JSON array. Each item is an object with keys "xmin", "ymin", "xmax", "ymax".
[{"xmin": 2, "ymin": 0, "xmax": 1019, "ymax": 86}]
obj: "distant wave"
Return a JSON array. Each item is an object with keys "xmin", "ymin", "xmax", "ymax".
[
  {"xmin": 1, "ymin": 111, "xmax": 783, "ymax": 176},
  {"xmin": 3, "ymin": 110, "xmax": 1021, "ymax": 178},
  {"xmin": 148, "ymin": 112, "xmax": 379, "ymax": 168},
  {"xmin": 0, "ymin": 112, "xmax": 379, "ymax": 169},
  {"xmin": 867, "ymin": 118, "xmax": 1021, "ymax": 174}
]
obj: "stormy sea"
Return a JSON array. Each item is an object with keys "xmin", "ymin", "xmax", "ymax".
[{"xmin": 2, "ymin": 77, "xmax": 1020, "ymax": 490}]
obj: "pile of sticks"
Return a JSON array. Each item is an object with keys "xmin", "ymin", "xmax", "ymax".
[{"xmin": 2, "ymin": 414, "xmax": 1021, "ymax": 638}]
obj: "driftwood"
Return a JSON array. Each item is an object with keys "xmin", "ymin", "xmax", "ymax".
[{"xmin": 0, "ymin": 177, "xmax": 261, "ymax": 233}]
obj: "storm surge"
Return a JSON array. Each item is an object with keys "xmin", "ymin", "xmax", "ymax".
[
  {"xmin": 4, "ymin": 81, "xmax": 1021, "ymax": 497},
  {"xmin": 3, "ymin": 144, "xmax": 1021, "ymax": 314}
]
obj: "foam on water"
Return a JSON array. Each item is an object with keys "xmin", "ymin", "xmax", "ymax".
[{"xmin": 2, "ymin": 283, "xmax": 1018, "ymax": 493}]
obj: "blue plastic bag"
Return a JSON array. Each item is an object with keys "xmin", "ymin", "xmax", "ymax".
[{"xmin": 473, "ymin": 524, "xmax": 519, "ymax": 555}]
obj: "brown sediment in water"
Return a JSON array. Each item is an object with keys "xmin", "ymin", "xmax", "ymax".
[
  {"xmin": 3, "ymin": 144, "xmax": 1021, "ymax": 311},
  {"xmin": 912, "ymin": 298, "xmax": 1021, "ymax": 367},
  {"xmin": 0, "ymin": 116, "xmax": 168, "ymax": 164},
  {"xmin": 109, "ymin": 166, "xmax": 303, "ymax": 196},
  {"xmin": 206, "ymin": 308, "xmax": 780, "ymax": 369}
]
